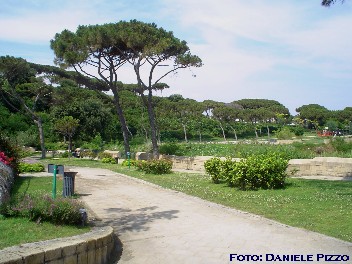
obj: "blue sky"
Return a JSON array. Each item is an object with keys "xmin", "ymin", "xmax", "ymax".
[{"xmin": 1, "ymin": 0, "xmax": 351, "ymax": 115}]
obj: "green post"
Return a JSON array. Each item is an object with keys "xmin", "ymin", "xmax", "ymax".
[
  {"xmin": 52, "ymin": 165, "xmax": 57, "ymax": 199},
  {"xmin": 127, "ymin": 152, "xmax": 131, "ymax": 169}
]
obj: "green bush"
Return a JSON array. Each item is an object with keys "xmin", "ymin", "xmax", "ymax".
[
  {"xmin": 45, "ymin": 142, "xmax": 67, "ymax": 151},
  {"xmin": 80, "ymin": 150, "xmax": 97, "ymax": 159},
  {"xmin": 276, "ymin": 127, "xmax": 295, "ymax": 140},
  {"xmin": 290, "ymin": 126, "xmax": 305, "ymax": 137},
  {"xmin": 1, "ymin": 194, "xmax": 84, "ymax": 225},
  {"xmin": 97, "ymin": 152, "xmax": 112, "ymax": 159},
  {"xmin": 204, "ymin": 153, "xmax": 288, "ymax": 190},
  {"xmin": 101, "ymin": 157, "xmax": 116, "ymax": 164},
  {"xmin": 121, "ymin": 159, "xmax": 138, "ymax": 166},
  {"xmin": 159, "ymin": 143, "xmax": 185, "ymax": 156},
  {"xmin": 204, "ymin": 157, "xmax": 223, "ymax": 183},
  {"xmin": 18, "ymin": 163, "xmax": 45, "ymax": 173},
  {"xmin": 330, "ymin": 138, "xmax": 352, "ymax": 153},
  {"xmin": 60, "ymin": 151, "xmax": 70, "ymax": 158},
  {"xmin": 136, "ymin": 159, "xmax": 173, "ymax": 174}
]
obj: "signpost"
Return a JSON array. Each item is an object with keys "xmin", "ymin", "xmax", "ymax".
[
  {"xmin": 48, "ymin": 164, "xmax": 64, "ymax": 199},
  {"xmin": 127, "ymin": 152, "xmax": 131, "ymax": 169}
]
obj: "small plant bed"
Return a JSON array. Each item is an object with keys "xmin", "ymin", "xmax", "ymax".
[
  {"xmin": 0, "ymin": 176, "xmax": 89, "ymax": 249},
  {"xmin": 18, "ymin": 162, "xmax": 45, "ymax": 173}
]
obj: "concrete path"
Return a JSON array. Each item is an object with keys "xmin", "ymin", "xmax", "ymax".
[{"xmin": 72, "ymin": 167, "xmax": 352, "ymax": 264}]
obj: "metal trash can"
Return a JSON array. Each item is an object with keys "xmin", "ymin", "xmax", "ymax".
[{"xmin": 63, "ymin": 172, "xmax": 77, "ymax": 197}]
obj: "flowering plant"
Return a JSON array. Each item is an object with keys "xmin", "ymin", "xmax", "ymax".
[{"xmin": 0, "ymin": 151, "xmax": 13, "ymax": 166}]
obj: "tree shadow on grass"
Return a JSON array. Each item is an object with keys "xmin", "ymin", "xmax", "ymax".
[{"xmin": 102, "ymin": 206, "xmax": 179, "ymax": 233}]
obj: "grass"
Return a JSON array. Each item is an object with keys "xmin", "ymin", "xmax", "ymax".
[
  {"xmin": 0, "ymin": 176, "xmax": 89, "ymax": 250},
  {"xmin": 43, "ymin": 158, "xmax": 352, "ymax": 242}
]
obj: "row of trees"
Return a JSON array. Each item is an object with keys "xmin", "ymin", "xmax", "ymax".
[{"xmin": 1, "ymin": 57, "xmax": 351, "ymax": 157}]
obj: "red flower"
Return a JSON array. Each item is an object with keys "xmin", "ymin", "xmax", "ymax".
[{"xmin": 0, "ymin": 151, "xmax": 12, "ymax": 166}]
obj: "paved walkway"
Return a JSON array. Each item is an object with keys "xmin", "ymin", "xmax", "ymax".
[{"xmin": 72, "ymin": 167, "xmax": 352, "ymax": 264}]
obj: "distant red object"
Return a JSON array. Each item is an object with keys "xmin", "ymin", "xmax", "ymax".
[{"xmin": 317, "ymin": 130, "xmax": 333, "ymax": 137}]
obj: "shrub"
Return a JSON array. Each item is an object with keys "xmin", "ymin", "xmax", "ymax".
[
  {"xmin": 45, "ymin": 142, "xmax": 67, "ymax": 151},
  {"xmin": 80, "ymin": 150, "xmax": 97, "ymax": 159},
  {"xmin": 330, "ymin": 138, "xmax": 352, "ymax": 153},
  {"xmin": 205, "ymin": 153, "xmax": 288, "ymax": 190},
  {"xmin": 276, "ymin": 127, "xmax": 295, "ymax": 140},
  {"xmin": 121, "ymin": 159, "xmax": 138, "ymax": 167},
  {"xmin": 1, "ymin": 194, "xmax": 84, "ymax": 225},
  {"xmin": 204, "ymin": 157, "xmax": 223, "ymax": 183},
  {"xmin": 290, "ymin": 126, "xmax": 305, "ymax": 137},
  {"xmin": 159, "ymin": 143, "xmax": 185, "ymax": 156},
  {"xmin": 18, "ymin": 163, "xmax": 45, "ymax": 173},
  {"xmin": 60, "ymin": 151, "xmax": 70, "ymax": 158},
  {"xmin": 101, "ymin": 157, "xmax": 116, "ymax": 164},
  {"xmin": 137, "ymin": 159, "xmax": 173, "ymax": 174},
  {"xmin": 97, "ymin": 152, "xmax": 112, "ymax": 159}
]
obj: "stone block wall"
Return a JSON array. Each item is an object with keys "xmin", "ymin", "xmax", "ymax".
[
  {"xmin": 162, "ymin": 154, "xmax": 352, "ymax": 178},
  {"xmin": 287, "ymin": 157, "xmax": 352, "ymax": 177},
  {"xmin": 0, "ymin": 226, "xmax": 117, "ymax": 264},
  {"xmin": 0, "ymin": 162, "xmax": 14, "ymax": 206}
]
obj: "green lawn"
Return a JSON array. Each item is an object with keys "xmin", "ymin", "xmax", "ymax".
[
  {"xmin": 0, "ymin": 176, "xmax": 89, "ymax": 250},
  {"xmin": 46, "ymin": 158, "xmax": 352, "ymax": 242}
]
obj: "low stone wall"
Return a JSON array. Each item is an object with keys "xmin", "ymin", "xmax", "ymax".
[
  {"xmin": 136, "ymin": 152, "xmax": 153, "ymax": 160},
  {"xmin": 287, "ymin": 157, "xmax": 352, "ymax": 177},
  {"xmin": 162, "ymin": 154, "xmax": 352, "ymax": 178},
  {"xmin": 0, "ymin": 162, "xmax": 14, "ymax": 206},
  {"xmin": 161, "ymin": 155, "xmax": 241, "ymax": 172},
  {"xmin": 161, "ymin": 155, "xmax": 212, "ymax": 171},
  {"xmin": 103, "ymin": 150, "xmax": 121, "ymax": 158},
  {"xmin": 0, "ymin": 226, "xmax": 117, "ymax": 264}
]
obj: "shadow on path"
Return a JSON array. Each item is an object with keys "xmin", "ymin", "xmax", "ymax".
[{"xmin": 103, "ymin": 206, "xmax": 179, "ymax": 233}]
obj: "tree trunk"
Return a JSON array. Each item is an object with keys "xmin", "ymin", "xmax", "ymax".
[
  {"xmin": 111, "ymin": 88, "xmax": 130, "ymax": 155},
  {"xmin": 267, "ymin": 125, "xmax": 270, "ymax": 139},
  {"xmin": 34, "ymin": 117, "xmax": 46, "ymax": 159},
  {"xmin": 157, "ymin": 129, "xmax": 161, "ymax": 145},
  {"xmin": 254, "ymin": 128, "xmax": 258, "ymax": 139},
  {"xmin": 141, "ymin": 91, "xmax": 159, "ymax": 159},
  {"xmin": 233, "ymin": 129, "xmax": 238, "ymax": 141},
  {"xmin": 68, "ymin": 136, "xmax": 73, "ymax": 153},
  {"xmin": 198, "ymin": 130, "xmax": 202, "ymax": 142},
  {"xmin": 182, "ymin": 123, "xmax": 188, "ymax": 143},
  {"xmin": 219, "ymin": 121, "xmax": 226, "ymax": 141},
  {"xmin": 142, "ymin": 126, "xmax": 148, "ymax": 142}
]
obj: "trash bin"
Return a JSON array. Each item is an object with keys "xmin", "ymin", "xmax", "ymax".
[{"xmin": 63, "ymin": 172, "xmax": 77, "ymax": 197}]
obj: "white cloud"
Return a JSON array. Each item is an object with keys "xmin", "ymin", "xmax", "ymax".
[{"xmin": 1, "ymin": 0, "xmax": 351, "ymax": 113}]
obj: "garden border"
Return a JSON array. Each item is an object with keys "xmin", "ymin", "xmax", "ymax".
[{"xmin": 0, "ymin": 226, "xmax": 119, "ymax": 264}]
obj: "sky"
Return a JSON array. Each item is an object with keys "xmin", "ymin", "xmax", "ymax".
[{"xmin": 0, "ymin": 0, "xmax": 351, "ymax": 115}]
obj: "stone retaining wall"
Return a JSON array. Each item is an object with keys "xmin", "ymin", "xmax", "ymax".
[
  {"xmin": 0, "ymin": 226, "xmax": 117, "ymax": 264},
  {"xmin": 162, "ymin": 154, "xmax": 352, "ymax": 178},
  {"xmin": 0, "ymin": 162, "xmax": 14, "ymax": 206},
  {"xmin": 287, "ymin": 157, "xmax": 352, "ymax": 177}
]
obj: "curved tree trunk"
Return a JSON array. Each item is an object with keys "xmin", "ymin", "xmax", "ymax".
[
  {"xmin": 111, "ymin": 88, "xmax": 130, "ymax": 155},
  {"xmin": 267, "ymin": 125, "xmax": 270, "ymax": 139},
  {"xmin": 219, "ymin": 121, "xmax": 226, "ymax": 141},
  {"xmin": 228, "ymin": 125, "xmax": 238, "ymax": 141},
  {"xmin": 34, "ymin": 117, "xmax": 46, "ymax": 159}
]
